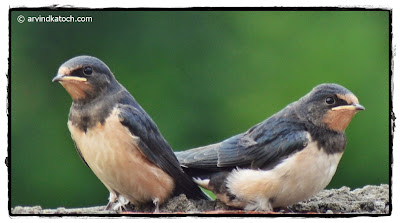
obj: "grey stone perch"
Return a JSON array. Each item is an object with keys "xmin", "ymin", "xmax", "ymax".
[{"xmin": 11, "ymin": 184, "xmax": 389, "ymax": 215}]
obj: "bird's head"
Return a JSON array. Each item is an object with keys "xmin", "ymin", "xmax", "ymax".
[
  {"xmin": 52, "ymin": 55, "xmax": 117, "ymax": 103},
  {"xmin": 295, "ymin": 83, "xmax": 365, "ymax": 132}
]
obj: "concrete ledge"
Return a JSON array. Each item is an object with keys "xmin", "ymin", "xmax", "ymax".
[{"xmin": 11, "ymin": 184, "xmax": 389, "ymax": 215}]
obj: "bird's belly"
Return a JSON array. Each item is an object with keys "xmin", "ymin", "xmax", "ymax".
[
  {"xmin": 226, "ymin": 141, "xmax": 343, "ymax": 210},
  {"xmin": 67, "ymin": 108, "xmax": 174, "ymax": 205}
]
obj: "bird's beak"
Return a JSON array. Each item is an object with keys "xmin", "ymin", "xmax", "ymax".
[
  {"xmin": 331, "ymin": 103, "xmax": 365, "ymax": 111},
  {"xmin": 52, "ymin": 74, "xmax": 87, "ymax": 83}
]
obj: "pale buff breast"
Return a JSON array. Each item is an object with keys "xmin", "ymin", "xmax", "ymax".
[
  {"xmin": 67, "ymin": 107, "xmax": 175, "ymax": 205},
  {"xmin": 226, "ymin": 134, "xmax": 343, "ymax": 211}
]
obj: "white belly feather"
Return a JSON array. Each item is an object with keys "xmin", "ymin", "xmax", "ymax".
[{"xmin": 226, "ymin": 136, "xmax": 343, "ymax": 211}]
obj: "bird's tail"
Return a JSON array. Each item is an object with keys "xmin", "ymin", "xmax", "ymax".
[{"xmin": 173, "ymin": 170, "xmax": 211, "ymax": 200}]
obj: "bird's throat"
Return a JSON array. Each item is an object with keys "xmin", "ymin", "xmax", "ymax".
[{"xmin": 60, "ymin": 81, "xmax": 93, "ymax": 101}]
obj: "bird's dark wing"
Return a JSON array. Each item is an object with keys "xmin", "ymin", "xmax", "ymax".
[
  {"xmin": 117, "ymin": 93, "xmax": 209, "ymax": 200},
  {"xmin": 176, "ymin": 114, "xmax": 309, "ymax": 171},
  {"xmin": 72, "ymin": 139, "xmax": 90, "ymax": 168}
]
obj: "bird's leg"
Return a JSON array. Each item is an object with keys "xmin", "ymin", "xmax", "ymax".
[
  {"xmin": 105, "ymin": 192, "xmax": 118, "ymax": 210},
  {"xmin": 153, "ymin": 198, "xmax": 160, "ymax": 213},
  {"xmin": 114, "ymin": 195, "xmax": 130, "ymax": 212},
  {"xmin": 279, "ymin": 206, "xmax": 294, "ymax": 213},
  {"xmin": 244, "ymin": 198, "xmax": 273, "ymax": 212}
]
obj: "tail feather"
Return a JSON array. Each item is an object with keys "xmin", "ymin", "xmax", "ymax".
[{"xmin": 173, "ymin": 174, "xmax": 210, "ymax": 200}]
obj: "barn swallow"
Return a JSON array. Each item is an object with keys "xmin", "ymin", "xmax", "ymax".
[
  {"xmin": 52, "ymin": 55, "xmax": 209, "ymax": 212},
  {"xmin": 176, "ymin": 83, "xmax": 364, "ymax": 212}
]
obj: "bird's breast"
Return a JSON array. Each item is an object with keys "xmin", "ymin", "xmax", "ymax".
[
  {"xmin": 226, "ymin": 135, "xmax": 343, "ymax": 210},
  {"xmin": 67, "ymin": 107, "xmax": 174, "ymax": 205}
]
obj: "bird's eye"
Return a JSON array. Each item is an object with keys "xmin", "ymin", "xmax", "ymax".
[
  {"xmin": 325, "ymin": 97, "xmax": 335, "ymax": 105},
  {"xmin": 83, "ymin": 66, "xmax": 93, "ymax": 76}
]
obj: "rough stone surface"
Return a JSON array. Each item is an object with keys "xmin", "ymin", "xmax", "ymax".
[
  {"xmin": 11, "ymin": 184, "xmax": 390, "ymax": 215},
  {"xmin": 288, "ymin": 184, "xmax": 389, "ymax": 214}
]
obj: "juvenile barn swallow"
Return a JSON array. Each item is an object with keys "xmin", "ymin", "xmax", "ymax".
[
  {"xmin": 176, "ymin": 83, "xmax": 364, "ymax": 211},
  {"xmin": 53, "ymin": 55, "xmax": 209, "ymax": 212}
]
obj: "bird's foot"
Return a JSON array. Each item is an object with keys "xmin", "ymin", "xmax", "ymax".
[
  {"xmin": 105, "ymin": 192, "xmax": 118, "ymax": 210},
  {"xmin": 244, "ymin": 198, "xmax": 273, "ymax": 212},
  {"xmin": 113, "ymin": 195, "xmax": 130, "ymax": 212},
  {"xmin": 153, "ymin": 198, "xmax": 160, "ymax": 213},
  {"xmin": 278, "ymin": 206, "xmax": 294, "ymax": 213}
]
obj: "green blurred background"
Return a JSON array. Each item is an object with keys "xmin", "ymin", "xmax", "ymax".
[{"xmin": 10, "ymin": 10, "xmax": 389, "ymax": 209}]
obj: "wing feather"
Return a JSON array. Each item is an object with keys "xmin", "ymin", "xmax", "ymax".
[
  {"xmin": 176, "ymin": 112, "xmax": 309, "ymax": 171},
  {"xmin": 117, "ymin": 92, "xmax": 209, "ymax": 200}
]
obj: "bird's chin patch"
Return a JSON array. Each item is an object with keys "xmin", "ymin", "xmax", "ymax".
[
  {"xmin": 322, "ymin": 109, "xmax": 358, "ymax": 132},
  {"xmin": 60, "ymin": 81, "xmax": 93, "ymax": 101}
]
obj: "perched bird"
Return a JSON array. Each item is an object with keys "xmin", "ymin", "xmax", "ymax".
[
  {"xmin": 52, "ymin": 55, "xmax": 209, "ymax": 212},
  {"xmin": 176, "ymin": 83, "xmax": 364, "ymax": 212}
]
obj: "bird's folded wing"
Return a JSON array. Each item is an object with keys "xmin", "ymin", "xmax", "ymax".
[
  {"xmin": 117, "ymin": 100, "xmax": 209, "ymax": 200},
  {"xmin": 118, "ymin": 103, "xmax": 183, "ymax": 176},
  {"xmin": 72, "ymin": 140, "xmax": 90, "ymax": 168},
  {"xmin": 176, "ymin": 117, "xmax": 309, "ymax": 170}
]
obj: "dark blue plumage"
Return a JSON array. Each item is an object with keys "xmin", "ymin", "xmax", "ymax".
[
  {"xmin": 176, "ymin": 102, "xmax": 310, "ymax": 172},
  {"xmin": 117, "ymin": 94, "xmax": 208, "ymax": 200}
]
